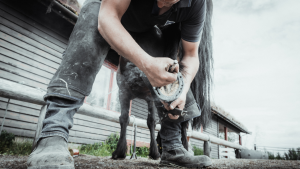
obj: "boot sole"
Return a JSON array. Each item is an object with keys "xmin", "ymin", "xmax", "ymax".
[
  {"xmin": 28, "ymin": 165, "xmax": 75, "ymax": 169},
  {"xmin": 160, "ymin": 160, "xmax": 212, "ymax": 168}
]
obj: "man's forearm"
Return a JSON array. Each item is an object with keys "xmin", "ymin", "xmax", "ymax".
[
  {"xmin": 181, "ymin": 54, "xmax": 199, "ymax": 92},
  {"xmin": 98, "ymin": 16, "xmax": 152, "ymax": 72}
]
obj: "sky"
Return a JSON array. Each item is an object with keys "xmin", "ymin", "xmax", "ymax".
[
  {"xmin": 76, "ymin": 0, "xmax": 300, "ymax": 153},
  {"xmin": 212, "ymin": 0, "xmax": 300, "ymax": 152}
]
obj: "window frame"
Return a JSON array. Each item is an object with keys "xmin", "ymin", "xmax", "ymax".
[{"xmin": 84, "ymin": 61, "xmax": 132, "ymax": 114}]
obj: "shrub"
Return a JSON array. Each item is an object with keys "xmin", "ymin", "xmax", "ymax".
[
  {"xmin": 0, "ymin": 130, "xmax": 15, "ymax": 154},
  {"xmin": 192, "ymin": 145, "xmax": 204, "ymax": 156}
]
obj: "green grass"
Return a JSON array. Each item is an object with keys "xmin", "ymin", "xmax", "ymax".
[
  {"xmin": 80, "ymin": 133, "xmax": 151, "ymax": 158},
  {"xmin": 1, "ymin": 140, "xmax": 33, "ymax": 156},
  {"xmin": 135, "ymin": 146, "xmax": 149, "ymax": 158},
  {"xmin": 192, "ymin": 145, "xmax": 204, "ymax": 156}
]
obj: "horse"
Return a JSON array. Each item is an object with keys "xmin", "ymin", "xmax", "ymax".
[{"xmin": 111, "ymin": 0, "xmax": 213, "ymax": 160}]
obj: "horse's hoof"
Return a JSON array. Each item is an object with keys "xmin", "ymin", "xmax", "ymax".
[
  {"xmin": 149, "ymin": 153, "xmax": 161, "ymax": 160},
  {"xmin": 111, "ymin": 153, "xmax": 126, "ymax": 160}
]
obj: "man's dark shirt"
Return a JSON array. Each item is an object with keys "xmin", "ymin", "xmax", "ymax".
[{"xmin": 121, "ymin": 0, "xmax": 206, "ymax": 42}]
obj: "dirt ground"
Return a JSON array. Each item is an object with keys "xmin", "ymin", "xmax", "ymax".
[{"xmin": 1, "ymin": 154, "xmax": 300, "ymax": 169}]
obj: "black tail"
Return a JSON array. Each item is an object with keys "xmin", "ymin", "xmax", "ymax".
[{"xmin": 190, "ymin": 0, "xmax": 213, "ymax": 130}]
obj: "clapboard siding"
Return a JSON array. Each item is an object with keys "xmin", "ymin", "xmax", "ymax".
[
  {"xmin": 131, "ymin": 98, "xmax": 149, "ymax": 120},
  {"xmin": 189, "ymin": 115, "xmax": 219, "ymax": 159},
  {"xmin": 131, "ymin": 98, "xmax": 159, "ymax": 121},
  {"xmin": 0, "ymin": 1, "xmax": 69, "ymax": 45},
  {"xmin": 203, "ymin": 115, "xmax": 218, "ymax": 137}
]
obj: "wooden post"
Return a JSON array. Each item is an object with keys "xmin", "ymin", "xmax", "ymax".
[
  {"xmin": 31, "ymin": 105, "xmax": 47, "ymax": 152},
  {"xmin": 239, "ymin": 135, "xmax": 242, "ymax": 145},
  {"xmin": 224, "ymin": 127, "xmax": 228, "ymax": 141},
  {"xmin": 224, "ymin": 127, "xmax": 228, "ymax": 158},
  {"xmin": 204, "ymin": 141, "xmax": 211, "ymax": 157}
]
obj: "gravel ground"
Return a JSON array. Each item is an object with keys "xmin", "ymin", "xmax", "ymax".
[{"xmin": 1, "ymin": 154, "xmax": 300, "ymax": 169}]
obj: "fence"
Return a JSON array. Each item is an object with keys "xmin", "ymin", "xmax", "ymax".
[{"xmin": 0, "ymin": 79, "xmax": 248, "ymax": 157}]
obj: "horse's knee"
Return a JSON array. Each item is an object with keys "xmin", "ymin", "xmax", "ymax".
[{"xmin": 119, "ymin": 115, "xmax": 129, "ymax": 125}]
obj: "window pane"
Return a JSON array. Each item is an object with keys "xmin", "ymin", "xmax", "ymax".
[
  {"xmin": 86, "ymin": 66, "xmax": 111, "ymax": 108},
  {"xmin": 110, "ymin": 72, "xmax": 121, "ymax": 112}
]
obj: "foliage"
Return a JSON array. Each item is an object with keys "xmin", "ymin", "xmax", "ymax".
[
  {"xmin": 0, "ymin": 130, "xmax": 32, "ymax": 156},
  {"xmin": 80, "ymin": 133, "xmax": 151, "ymax": 158},
  {"xmin": 80, "ymin": 133, "xmax": 120, "ymax": 156},
  {"xmin": 284, "ymin": 148, "xmax": 300, "ymax": 160},
  {"xmin": 0, "ymin": 130, "xmax": 15, "ymax": 154},
  {"xmin": 135, "ymin": 146, "xmax": 149, "ymax": 158},
  {"xmin": 6, "ymin": 141, "xmax": 33, "ymax": 156},
  {"xmin": 192, "ymin": 145, "xmax": 204, "ymax": 156},
  {"xmin": 267, "ymin": 148, "xmax": 300, "ymax": 160}
]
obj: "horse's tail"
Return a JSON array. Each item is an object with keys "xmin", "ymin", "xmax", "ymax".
[{"xmin": 191, "ymin": 0, "xmax": 213, "ymax": 130}]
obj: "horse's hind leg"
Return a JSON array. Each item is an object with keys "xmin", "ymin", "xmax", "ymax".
[
  {"xmin": 112, "ymin": 89, "xmax": 132, "ymax": 160},
  {"xmin": 181, "ymin": 121, "xmax": 189, "ymax": 151},
  {"xmin": 147, "ymin": 100, "xmax": 160, "ymax": 160}
]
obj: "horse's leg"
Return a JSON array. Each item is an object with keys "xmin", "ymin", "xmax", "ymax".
[
  {"xmin": 181, "ymin": 121, "xmax": 189, "ymax": 151},
  {"xmin": 156, "ymin": 131, "xmax": 162, "ymax": 155},
  {"xmin": 112, "ymin": 89, "xmax": 132, "ymax": 160},
  {"xmin": 147, "ymin": 100, "xmax": 161, "ymax": 160}
]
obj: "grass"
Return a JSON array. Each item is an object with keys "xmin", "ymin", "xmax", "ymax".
[
  {"xmin": 1, "ymin": 140, "xmax": 33, "ymax": 156},
  {"xmin": 79, "ymin": 133, "xmax": 151, "ymax": 158},
  {"xmin": 192, "ymin": 145, "xmax": 204, "ymax": 156}
]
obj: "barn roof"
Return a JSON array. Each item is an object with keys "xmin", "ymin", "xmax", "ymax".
[{"xmin": 211, "ymin": 102, "xmax": 251, "ymax": 134}]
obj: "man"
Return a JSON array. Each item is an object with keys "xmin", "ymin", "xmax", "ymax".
[{"xmin": 27, "ymin": 0, "xmax": 212, "ymax": 168}]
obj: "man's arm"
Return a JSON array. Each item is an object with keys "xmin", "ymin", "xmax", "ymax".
[
  {"xmin": 98, "ymin": 0, "xmax": 178, "ymax": 87},
  {"xmin": 162, "ymin": 39, "xmax": 200, "ymax": 113}
]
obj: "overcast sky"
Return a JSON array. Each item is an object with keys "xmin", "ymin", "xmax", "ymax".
[
  {"xmin": 212, "ymin": 0, "xmax": 300, "ymax": 152},
  {"xmin": 77, "ymin": 0, "xmax": 300, "ymax": 152}
]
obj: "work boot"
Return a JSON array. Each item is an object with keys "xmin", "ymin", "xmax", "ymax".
[
  {"xmin": 160, "ymin": 147, "xmax": 212, "ymax": 168},
  {"xmin": 27, "ymin": 136, "xmax": 74, "ymax": 169}
]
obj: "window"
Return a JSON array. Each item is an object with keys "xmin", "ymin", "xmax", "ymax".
[
  {"xmin": 85, "ymin": 61, "xmax": 122, "ymax": 113},
  {"xmin": 109, "ymin": 72, "xmax": 121, "ymax": 112}
]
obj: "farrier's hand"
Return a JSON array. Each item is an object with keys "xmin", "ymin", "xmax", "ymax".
[
  {"xmin": 142, "ymin": 57, "xmax": 179, "ymax": 87},
  {"xmin": 161, "ymin": 85, "xmax": 188, "ymax": 120}
]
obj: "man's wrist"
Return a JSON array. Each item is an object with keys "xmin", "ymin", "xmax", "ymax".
[{"xmin": 136, "ymin": 54, "xmax": 153, "ymax": 74}]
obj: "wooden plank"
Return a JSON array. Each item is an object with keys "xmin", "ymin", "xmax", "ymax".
[
  {"xmin": 1, "ymin": 126, "xmax": 35, "ymax": 138},
  {"xmin": 0, "ymin": 33, "xmax": 61, "ymax": 67},
  {"xmin": 0, "ymin": 55, "xmax": 53, "ymax": 79},
  {"xmin": 0, "ymin": 19, "xmax": 63, "ymax": 57},
  {"xmin": 32, "ymin": 105, "xmax": 46, "ymax": 151},
  {"xmin": 74, "ymin": 114, "xmax": 151, "ymax": 135},
  {"xmin": 0, "ymin": 97, "xmax": 42, "ymax": 110},
  {"xmin": 69, "ymin": 136, "xmax": 104, "ymax": 145},
  {"xmin": 69, "ymin": 130, "xmax": 107, "ymax": 141},
  {"xmin": 72, "ymin": 122, "xmax": 151, "ymax": 139},
  {"xmin": 0, "ymin": 22, "xmax": 62, "ymax": 63},
  {"xmin": 0, "ymin": 70, "xmax": 48, "ymax": 89},
  {"xmin": 0, "ymin": 3, "xmax": 68, "ymax": 46},
  {"xmin": 0, "ymin": 110, "xmax": 38, "ymax": 123},
  {"xmin": 0, "ymin": 62, "xmax": 50, "ymax": 85},
  {"xmin": 131, "ymin": 104, "xmax": 149, "ymax": 112},
  {"xmin": 0, "ymin": 101, "xmax": 40, "ymax": 117},
  {"xmin": 0, "ymin": 46, "xmax": 56, "ymax": 74},
  {"xmin": 132, "ymin": 98, "xmax": 148, "ymax": 106},
  {"xmin": 0, "ymin": 117, "xmax": 37, "ymax": 130}
]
